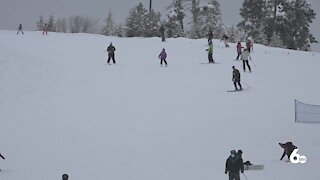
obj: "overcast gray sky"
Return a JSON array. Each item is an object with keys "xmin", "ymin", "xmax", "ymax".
[{"xmin": 0, "ymin": 0, "xmax": 319, "ymax": 47}]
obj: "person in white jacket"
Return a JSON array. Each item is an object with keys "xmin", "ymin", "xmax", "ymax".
[{"xmin": 241, "ymin": 48, "xmax": 251, "ymax": 72}]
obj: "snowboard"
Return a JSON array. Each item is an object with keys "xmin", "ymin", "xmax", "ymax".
[{"xmin": 244, "ymin": 164, "xmax": 264, "ymax": 170}]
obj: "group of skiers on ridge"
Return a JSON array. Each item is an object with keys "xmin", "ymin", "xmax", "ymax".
[{"xmin": 16, "ymin": 23, "xmax": 49, "ymax": 35}]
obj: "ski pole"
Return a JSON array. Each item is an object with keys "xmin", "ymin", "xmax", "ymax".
[{"xmin": 242, "ymin": 173, "xmax": 249, "ymax": 180}]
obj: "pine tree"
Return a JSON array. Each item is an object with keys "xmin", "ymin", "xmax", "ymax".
[
  {"xmin": 277, "ymin": 0, "xmax": 316, "ymax": 50},
  {"xmin": 144, "ymin": 10, "xmax": 161, "ymax": 37},
  {"xmin": 36, "ymin": 14, "xmax": 44, "ymax": 31},
  {"xmin": 238, "ymin": 0, "xmax": 269, "ymax": 43},
  {"xmin": 101, "ymin": 10, "xmax": 116, "ymax": 36},
  {"xmin": 125, "ymin": 3, "xmax": 148, "ymax": 37},
  {"xmin": 189, "ymin": 0, "xmax": 224, "ymax": 39},
  {"xmin": 167, "ymin": 0, "xmax": 185, "ymax": 34},
  {"xmin": 47, "ymin": 14, "xmax": 56, "ymax": 32},
  {"xmin": 166, "ymin": 10, "xmax": 184, "ymax": 38}
]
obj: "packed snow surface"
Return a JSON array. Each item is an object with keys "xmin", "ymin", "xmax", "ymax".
[{"xmin": 0, "ymin": 30, "xmax": 319, "ymax": 180}]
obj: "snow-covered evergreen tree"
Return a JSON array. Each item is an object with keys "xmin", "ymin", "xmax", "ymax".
[
  {"xmin": 144, "ymin": 10, "xmax": 161, "ymax": 37},
  {"xmin": 238, "ymin": 0, "xmax": 269, "ymax": 43},
  {"xmin": 125, "ymin": 3, "xmax": 148, "ymax": 37},
  {"xmin": 36, "ymin": 14, "xmax": 44, "ymax": 31},
  {"xmin": 101, "ymin": 10, "xmax": 117, "ymax": 36},
  {"xmin": 171, "ymin": 0, "xmax": 185, "ymax": 31},
  {"xmin": 189, "ymin": 0, "xmax": 224, "ymax": 39},
  {"xmin": 277, "ymin": 0, "xmax": 316, "ymax": 50},
  {"xmin": 47, "ymin": 14, "xmax": 56, "ymax": 32},
  {"xmin": 166, "ymin": 10, "xmax": 184, "ymax": 38}
]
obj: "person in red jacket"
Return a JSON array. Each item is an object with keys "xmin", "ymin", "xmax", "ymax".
[{"xmin": 235, "ymin": 42, "xmax": 243, "ymax": 60}]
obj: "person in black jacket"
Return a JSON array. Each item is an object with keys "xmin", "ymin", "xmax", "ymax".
[
  {"xmin": 107, "ymin": 43, "xmax": 116, "ymax": 64},
  {"xmin": 62, "ymin": 174, "xmax": 69, "ymax": 180},
  {"xmin": 160, "ymin": 25, "xmax": 166, "ymax": 42},
  {"xmin": 232, "ymin": 66, "xmax": 242, "ymax": 91},
  {"xmin": 17, "ymin": 24, "xmax": 24, "ymax": 35},
  {"xmin": 225, "ymin": 150, "xmax": 244, "ymax": 180},
  {"xmin": 279, "ymin": 142, "xmax": 297, "ymax": 161}
]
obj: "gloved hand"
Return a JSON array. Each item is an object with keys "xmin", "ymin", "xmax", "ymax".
[
  {"xmin": 241, "ymin": 170, "xmax": 244, "ymax": 173},
  {"xmin": 225, "ymin": 171, "xmax": 227, "ymax": 174}
]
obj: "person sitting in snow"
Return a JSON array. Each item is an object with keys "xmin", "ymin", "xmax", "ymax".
[
  {"xmin": 158, "ymin": 48, "xmax": 168, "ymax": 66},
  {"xmin": 279, "ymin": 142, "xmax": 297, "ymax": 161}
]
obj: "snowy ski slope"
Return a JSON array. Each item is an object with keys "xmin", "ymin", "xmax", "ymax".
[{"xmin": 0, "ymin": 30, "xmax": 320, "ymax": 180}]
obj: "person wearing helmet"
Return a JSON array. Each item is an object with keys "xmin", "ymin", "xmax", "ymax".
[
  {"xmin": 107, "ymin": 42, "xmax": 116, "ymax": 64},
  {"xmin": 225, "ymin": 150, "xmax": 244, "ymax": 180}
]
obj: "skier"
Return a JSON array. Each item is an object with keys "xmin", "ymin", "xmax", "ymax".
[
  {"xmin": 221, "ymin": 34, "xmax": 229, "ymax": 48},
  {"xmin": 246, "ymin": 39, "xmax": 252, "ymax": 53},
  {"xmin": 279, "ymin": 142, "xmax": 297, "ymax": 161},
  {"xmin": 235, "ymin": 42, "xmax": 243, "ymax": 60},
  {"xmin": 160, "ymin": 25, "xmax": 166, "ymax": 42},
  {"xmin": 17, "ymin": 24, "xmax": 24, "ymax": 35},
  {"xmin": 225, "ymin": 150, "xmax": 244, "ymax": 180},
  {"xmin": 206, "ymin": 40, "xmax": 215, "ymax": 63},
  {"xmin": 43, "ymin": 23, "xmax": 48, "ymax": 35},
  {"xmin": 107, "ymin": 42, "xmax": 116, "ymax": 64},
  {"xmin": 0, "ymin": 153, "xmax": 5, "ymax": 172},
  {"xmin": 62, "ymin": 174, "xmax": 69, "ymax": 180},
  {"xmin": 232, "ymin": 66, "xmax": 242, "ymax": 91},
  {"xmin": 241, "ymin": 48, "xmax": 251, "ymax": 72},
  {"xmin": 158, "ymin": 48, "xmax": 168, "ymax": 66}
]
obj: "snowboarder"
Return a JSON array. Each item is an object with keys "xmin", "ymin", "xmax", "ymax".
[
  {"xmin": 158, "ymin": 48, "xmax": 168, "ymax": 66},
  {"xmin": 241, "ymin": 48, "xmax": 251, "ymax": 72},
  {"xmin": 221, "ymin": 34, "xmax": 229, "ymax": 48},
  {"xmin": 107, "ymin": 42, "xmax": 116, "ymax": 64},
  {"xmin": 235, "ymin": 42, "xmax": 243, "ymax": 60},
  {"xmin": 17, "ymin": 24, "xmax": 24, "ymax": 35},
  {"xmin": 225, "ymin": 150, "xmax": 244, "ymax": 180},
  {"xmin": 206, "ymin": 40, "xmax": 215, "ymax": 63},
  {"xmin": 160, "ymin": 25, "xmax": 166, "ymax": 42},
  {"xmin": 246, "ymin": 39, "xmax": 252, "ymax": 53},
  {"xmin": 232, "ymin": 66, "xmax": 242, "ymax": 91},
  {"xmin": 43, "ymin": 23, "xmax": 48, "ymax": 35},
  {"xmin": 279, "ymin": 142, "xmax": 297, "ymax": 161},
  {"xmin": 62, "ymin": 174, "xmax": 69, "ymax": 180}
]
